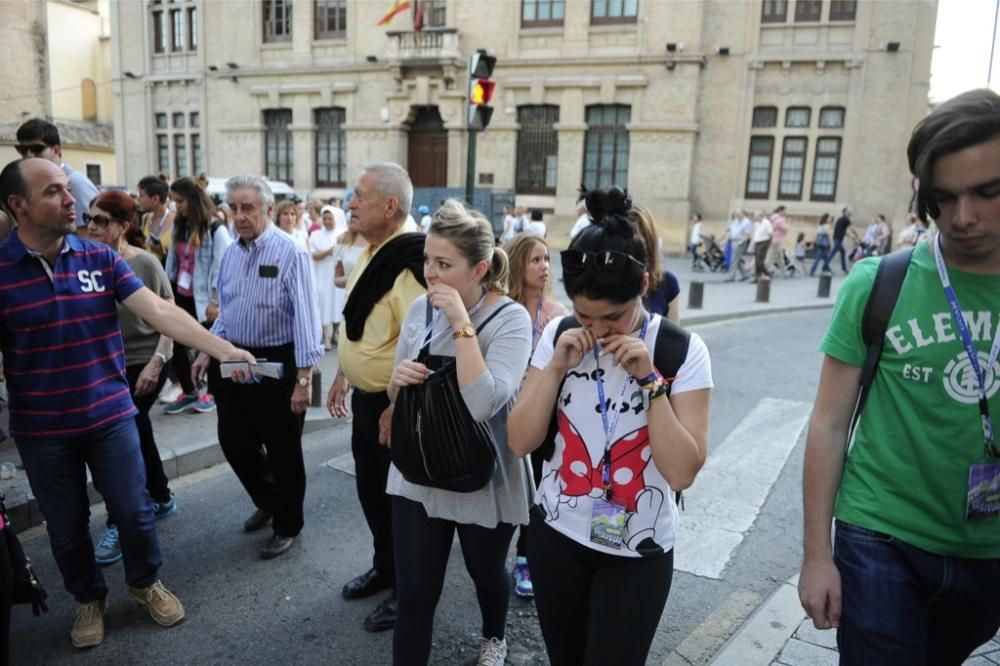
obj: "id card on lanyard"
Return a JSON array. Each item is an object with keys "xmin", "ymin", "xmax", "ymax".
[
  {"xmin": 934, "ymin": 235, "xmax": 1000, "ymax": 519},
  {"xmin": 589, "ymin": 312, "xmax": 650, "ymax": 548}
]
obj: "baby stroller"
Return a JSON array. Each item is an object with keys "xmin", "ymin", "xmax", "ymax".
[{"xmin": 693, "ymin": 234, "xmax": 726, "ymax": 272}]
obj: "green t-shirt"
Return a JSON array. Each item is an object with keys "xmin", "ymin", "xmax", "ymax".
[{"xmin": 822, "ymin": 241, "xmax": 1000, "ymax": 558}]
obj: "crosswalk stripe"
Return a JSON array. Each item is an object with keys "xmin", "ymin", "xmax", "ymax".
[{"xmin": 675, "ymin": 397, "xmax": 811, "ymax": 579}]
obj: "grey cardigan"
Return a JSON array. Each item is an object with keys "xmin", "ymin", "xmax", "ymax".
[{"xmin": 387, "ymin": 294, "xmax": 533, "ymax": 527}]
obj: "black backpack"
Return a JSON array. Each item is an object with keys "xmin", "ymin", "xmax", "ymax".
[
  {"xmin": 851, "ymin": 247, "xmax": 914, "ymax": 437},
  {"xmin": 535, "ymin": 314, "xmax": 691, "ymax": 462}
]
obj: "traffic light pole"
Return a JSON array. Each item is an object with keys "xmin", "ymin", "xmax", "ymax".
[{"xmin": 465, "ymin": 129, "xmax": 477, "ymax": 206}]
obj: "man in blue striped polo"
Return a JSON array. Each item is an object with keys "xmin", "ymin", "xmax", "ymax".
[
  {"xmin": 0, "ymin": 158, "xmax": 256, "ymax": 648},
  {"xmin": 192, "ymin": 176, "xmax": 323, "ymax": 561}
]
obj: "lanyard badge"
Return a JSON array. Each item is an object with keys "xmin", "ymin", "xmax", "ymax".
[
  {"xmin": 588, "ymin": 311, "xmax": 650, "ymax": 548},
  {"xmin": 934, "ymin": 236, "xmax": 1000, "ymax": 519}
]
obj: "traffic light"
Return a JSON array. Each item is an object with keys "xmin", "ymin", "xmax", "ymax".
[{"xmin": 468, "ymin": 51, "xmax": 496, "ymax": 132}]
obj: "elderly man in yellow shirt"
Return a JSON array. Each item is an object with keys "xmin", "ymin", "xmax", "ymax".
[{"xmin": 327, "ymin": 162, "xmax": 426, "ymax": 633}]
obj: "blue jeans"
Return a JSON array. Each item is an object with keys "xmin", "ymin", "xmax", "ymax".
[
  {"xmin": 810, "ymin": 247, "xmax": 830, "ymax": 275},
  {"xmin": 834, "ymin": 520, "xmax": 1000, "ymax": 665},
  {"xmin": 824, "ymin": 239, "xmax": 848, "ymax": 273},
  {"xmin": 16, "ymin": 418, "xmax": 161, "ymax": 602}
]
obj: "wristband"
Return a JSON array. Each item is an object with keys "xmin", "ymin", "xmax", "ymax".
[
  {"xmin": 637, "ymin": 370, "xmax": 662, "ymax": 388},
  {"xmin": 153, "ymin": 352, "xmax": 169, "ymax": 365}
]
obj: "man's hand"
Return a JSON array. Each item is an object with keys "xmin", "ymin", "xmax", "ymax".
[
  {"xmin": 799, "ymin": 555, "xmax": 842, "ymax": 630},
  {"xmin": 291, "ymin": 382, "xmax": 310, "ymax": 415},
  {"xmin": 378, "ymin": 405, "xmax": 393, "ymax": 447},
  {"xmin": 327, "ymin": 371, "xmax": 351, "ymax": 418},
  {"xmin": 192, "ymin": 351, "xmax": 211, "ymax": 389},
  {"xmin": 205, "ymin": 301, "xmax": 219, "ymax": 324},
  {"xmin": 135, "ymin": 357, "xmax": 164, "ymax": 397}
]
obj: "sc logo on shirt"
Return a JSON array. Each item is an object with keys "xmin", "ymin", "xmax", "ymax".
[{"xmin": 77, "ymin": 270, "xmax": 105, "ymax": 293}]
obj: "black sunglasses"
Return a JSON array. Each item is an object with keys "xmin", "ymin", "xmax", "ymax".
[
  {"xmin": 81, "ymin": 212, "xmax": 113, "ymax": 228},
  {"xmin": 561, "ymin": 250, "xmax": 646, "ymax": 276},
  {"xmin": 15, "ymin": 143, "xmax": 49, "ymax": 157}
]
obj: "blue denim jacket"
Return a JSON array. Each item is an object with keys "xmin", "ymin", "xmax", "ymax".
[{"xmin": 165, "ymin": 223, "xmax": 233, "ymax": 322}]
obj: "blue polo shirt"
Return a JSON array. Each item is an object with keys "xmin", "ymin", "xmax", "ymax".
[{"xmin": 0, "ymin": 231, "xmax": 145, "ymax": 440}]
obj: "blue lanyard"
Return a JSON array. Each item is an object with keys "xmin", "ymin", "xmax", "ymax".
[
  {"xmin": 594, "ymin": 311, "xmax": 650, "ymax": 495},
  {"xmin": 934, "ymin": 235, "xmax": 1000, "ymax": 457},
  {"xmin": 421, "ymin": 288, "xmax": 488, "ymax": 348}
]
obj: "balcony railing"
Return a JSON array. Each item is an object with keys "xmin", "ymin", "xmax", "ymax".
[{"xmin": 386, "ymin": 28, "xmax": 461, "ymax": 61}]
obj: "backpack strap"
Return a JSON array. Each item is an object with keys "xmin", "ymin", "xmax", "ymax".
[{"xmin": 850, "ymin": 248, "xmax": 914, "ymax": 439}]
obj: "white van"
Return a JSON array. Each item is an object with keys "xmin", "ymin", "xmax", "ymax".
[{"xmin": 204, "ymin": 177, "xmax": 301, "ymax": 205}]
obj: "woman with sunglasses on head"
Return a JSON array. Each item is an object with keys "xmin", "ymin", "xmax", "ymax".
[
  {"xmin": 508, "ymin": 187, "xmax": 713, "ymax": 666},
  {"xmin": 502, "ymin": 233, "xmax": 568, "ymax": 598},
  {"xmin": 162, "ymin": 177, "xmax": 232, "ymax": 415},
  {"xmin": 387, "ymin": 200, "xmax": 532, "ymax": 666},
  {"xmin": 84, "ymin": 191, "xmax": 179, "ymax": 565}
]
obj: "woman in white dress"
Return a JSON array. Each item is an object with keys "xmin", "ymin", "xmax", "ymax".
[
  {"xmin": 276, "ymin": 201, "xmax": 308, "ymax": 251},
  {"xmin": 332, "ymin": 212, "xmax": 368, "ymax": 331},
  {"xmin": 309, "ymin": 206, "xmax": 339, "ymax": 350}
]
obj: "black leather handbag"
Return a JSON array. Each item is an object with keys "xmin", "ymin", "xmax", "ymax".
[
  {"xmin": 391, "ymin": 301, "xmax": 513, "ymax": 493},
  {"xmin": 1, "ymin": 491, "xmax": 48, "ymax": 616}
]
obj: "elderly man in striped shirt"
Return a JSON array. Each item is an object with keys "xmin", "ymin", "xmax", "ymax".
[{"xmin": 192, "ymin": 176, "xmax": 323, "ymax": 561}]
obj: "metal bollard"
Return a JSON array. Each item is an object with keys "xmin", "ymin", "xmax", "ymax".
[
  {"xmin": 311, "ymin": 369, "xmax": 323, "ymax": 408},
  {"xmin": 755, "ymin": 275, "xmax": 771, "ymax": 303},
  {"xmin": 688, "ymin": 281, "xmax": 704, "ymax": 310},
  {"xmin": 817, "ymin": 273, "xmax": 832, "ymax": 298}
]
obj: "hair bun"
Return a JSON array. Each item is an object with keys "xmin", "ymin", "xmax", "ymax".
[{"xmin": 582, "ymin": 185, "xmax": 632, "ymax": 236}]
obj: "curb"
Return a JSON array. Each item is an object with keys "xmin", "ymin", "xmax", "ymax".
[
  {"xmin": 6, "ymin": 416, "xmax": 344, "ymax": 535},
  {"xmin": 683, "ymin": 302, "xmax": 834, "ymax": 327},
  {"xmin": 707, "ymin": 575, "xmax": 805, "ymax": 666}
]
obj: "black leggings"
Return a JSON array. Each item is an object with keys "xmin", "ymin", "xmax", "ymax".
[
  {"xmin": 172, "ymin": 291, "xmax": 198, "ymax": 394},
  {"xmin": 515, "ymin": 449, "xmax": 544, "ymax": 557},
  {"xmin": 391, "ymin": 495, "xmax": 516, "ymax": 666},
  {"xmin": 527, "ymin": 508, "xmax": 674, "ymax": 666}
]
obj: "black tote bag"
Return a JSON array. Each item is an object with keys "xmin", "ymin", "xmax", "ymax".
[{"xmin": 391, "ymin": 301, "xmax": 513, "ymax": 493}]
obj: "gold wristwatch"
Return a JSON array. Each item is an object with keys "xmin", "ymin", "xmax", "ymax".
[{"xmin": 452, "ymin": 323, "xmax": 476, "ymax": 340}]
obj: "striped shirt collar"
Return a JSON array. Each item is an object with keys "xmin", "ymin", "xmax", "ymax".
[
  {"xmin": 236, "ymin": 221, "xmax": 277, "ymax": 251},
  {"xmin": 5, "ymin": 229, "xmax": 81, "ymax": 264}
]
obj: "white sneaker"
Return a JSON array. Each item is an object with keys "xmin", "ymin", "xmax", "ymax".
[
  {"xmin": 157, "ymin": 380, "xmax": 177, "ymax": 404},
  {"xmin": 477, "ymin": 637, "xmax": 507, "ymax": 666}
]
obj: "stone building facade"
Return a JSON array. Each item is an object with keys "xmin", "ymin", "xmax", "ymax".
[{"xmin": 111, "ymin": 0, "xmax": 937, "ymax": 242}]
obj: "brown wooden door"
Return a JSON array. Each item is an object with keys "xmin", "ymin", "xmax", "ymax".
[{"xmin": 407, "ymin": 107, "xmax": 448, "ymax": 187}]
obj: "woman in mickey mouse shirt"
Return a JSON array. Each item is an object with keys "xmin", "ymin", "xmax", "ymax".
[{"xmin": 508, "ymin": 187, "xmax": 713, "ymax": 666}]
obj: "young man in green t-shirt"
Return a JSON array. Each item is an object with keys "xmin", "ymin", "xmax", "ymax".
[{"xmin": 799, "ymin": 88, "xmax": 1000, "ymax": 664}]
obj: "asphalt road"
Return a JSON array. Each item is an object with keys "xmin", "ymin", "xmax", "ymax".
[{"xmin": 8, "ymin": 309, "xmax": 832, "ymax": 665}]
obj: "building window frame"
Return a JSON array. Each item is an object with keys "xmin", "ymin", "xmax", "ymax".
[
  {"xmin": 314, "ymin": 107, "xmax": 347, "ymax": 187},
  {"xmin": 785, "ymin": 106, "xmax": 812, "ymax": 128},
  {"xmin": 173, "ymin": 134, "xmax": 188, "ymax": 178},
  {"xmin": 829, "ymin": 0, "xmax": 857, "ymax": 20},
  {"xmin": 778, "ymin": 136, "xmax": 808, "ymax": 200},
  {"xmin": 761, "ymin": 0, "xmax": 788, "ymax": 23},
  {"xmin": 819, "ymin": 106, "xmax": 846, "ymax": 128},
  {"xmin": 745, "ymin": 136, "xmax": 774, "ymax": 199},
  {"xmin": 264, "ymin": 109, "xmax": 294, "ymax": 185},
  {"xmin": 582, "ymin": 104, "xmax": 631, "ymax": 190},
  {"xmin": 590, "ymin": 0, "xmax": 638, "ymax": 25},
  {"xmin": 811, "ymin": 137, "xmax": 842, "ymax": 202},
  {"xmin": 752, "ymin": 106, "xmax": 778, "ymax": 128},
  {"xmin": 187, "ymin": 7, "xmax": 198, "ymax": 51},
  {"xmin": 516, "ymin": 105, "xmax": 560, "ymax": 195},
  {"xmin": 314, "ymin": 0, "xmax": 347, "ymax": 40},
  {"xmin": 170, "ymin": 8, "xmax": 184, "ymax": 51},
  {"xmin": 156, "ymin": 134, "xmax": 170, "ymax": 174},
  {"xmin": 794, "ymin": 0, "xmax": 822, "ymax": 22},
  {"xmin": 152, "ymin": 9, "xmax": 166, "ymax": 53},
  {"xmin": 522, "ymin": 0, "xmax": 566, "ymax": 27},
  {"xmin": 85, "ymin": 163, "xmax": 103, "ymax": 187},
  {"xmin": 263, "ymin": 0, "xmax": 293, "ymax": 44},
  {"xmin": 191, "ymin": 133, "xmax": 202, "ymax": 176},
  {"xmin": 423, "ymin": 0, "xmax": 447, "ymax": 28}
]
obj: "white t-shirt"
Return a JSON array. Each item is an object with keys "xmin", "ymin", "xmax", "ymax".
[
  {"xmin": 420, "ymin": 215, "xmax": 432, "ymax": 234},
  {"xmin": 527, "ymin": 221, "xmax": 546, "ymax": 238},
  {"xmin": 690, "ymin": 222, "xmax": 703, "ymax": 245},
  {"xmin": 530, "ymin": 314, "xmax": 713, "ymax": 557},
  {"xmin": 569, "ymin": 214, "xmax": 591, "ymax": 240},
  {"xmin": 752, "ymin": 218, "xmax": 773, "ymax": 244}
]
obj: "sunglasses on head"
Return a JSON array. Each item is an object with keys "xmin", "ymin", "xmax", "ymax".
[
  {"xmin": 81, "ymin": 212, "xmax": 113, "ymax": 228},
  {"xmin": 14, "ymin": 143, "xmax": 49, "ymax": 157},
  {"xmin": 560, "ymin": 250, "xmax": 645, "ymax": 276}
]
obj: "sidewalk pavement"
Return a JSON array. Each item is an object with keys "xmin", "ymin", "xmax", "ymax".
[
  {"xmin": 0, "ymin": 252, "xmax": 846, "ymax": 534},
  {"xmin": 708, "ymin": 575, "xmax": 1000, "ymax": 666}
]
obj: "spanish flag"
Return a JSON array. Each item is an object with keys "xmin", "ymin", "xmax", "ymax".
[{"xmin": 378, "ymin": 0, "xmax": 412, "ymax": 26}]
